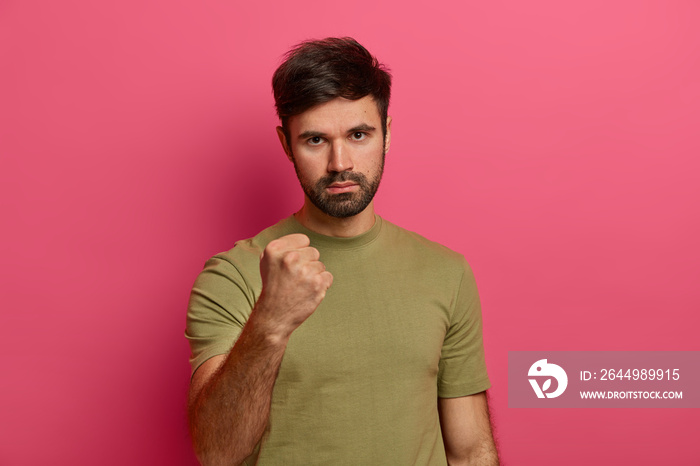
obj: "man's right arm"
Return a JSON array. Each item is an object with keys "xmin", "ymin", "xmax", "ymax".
[
  {"xmin": 187, "ymin": 234, "xmax": 332, "ymax": 466},
  {"xmin": 187, "ymin": 311, "xmax": 290, "ymax": 466}
]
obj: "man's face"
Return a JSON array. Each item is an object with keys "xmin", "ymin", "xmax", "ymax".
[{"xmin": 279, "ymin": 96, "xmax": 391, "ymax": 219}]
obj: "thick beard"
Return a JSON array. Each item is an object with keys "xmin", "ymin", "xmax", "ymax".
[{"xmin": 293, "ymin": 153, "xmax": 385, "ymax": 219}]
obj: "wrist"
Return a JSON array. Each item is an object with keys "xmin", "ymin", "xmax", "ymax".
[{"xmin": 248, "ymin": 302, "xmax": 293, "ymax": 346}]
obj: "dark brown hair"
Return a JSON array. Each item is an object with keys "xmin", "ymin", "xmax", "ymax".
[{"xmin": 272, "ymin": 37, "xmax": 392, "ymax": 140}]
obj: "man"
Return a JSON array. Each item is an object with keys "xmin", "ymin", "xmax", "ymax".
[{"xmin": 186, "ymin": 37, "xmax": 499, "ymax": 465}]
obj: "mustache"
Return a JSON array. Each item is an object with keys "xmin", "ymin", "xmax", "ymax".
[{"xmin": 317, "ymin": 171, "xmax": 367, "ymax": 187}]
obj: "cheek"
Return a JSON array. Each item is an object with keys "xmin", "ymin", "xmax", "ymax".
[
  {"xmin": 293, "ymin": 156, "xmax": 324, "ymax": 181},
  {"xmin": 362, "ymin": 147, "xmax": 385, "ymax": 171}
]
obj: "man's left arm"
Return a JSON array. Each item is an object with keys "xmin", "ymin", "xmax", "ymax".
[{"xmin": 438, "ymin": 392, "xmax": 500, "ymax": 465}]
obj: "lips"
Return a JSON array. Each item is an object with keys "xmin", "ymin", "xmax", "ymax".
[
  {"xmin": 326, "ymin": 182, "xmax": 358, "ymax": 193},
  {"xmin": 317, "ymin": 172, "xmax": 366, "ymax": 195}
]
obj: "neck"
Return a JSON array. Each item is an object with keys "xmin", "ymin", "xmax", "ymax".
[{"xmin": 294, "ymin": 199, "xmax": 376, "ymax": 237}]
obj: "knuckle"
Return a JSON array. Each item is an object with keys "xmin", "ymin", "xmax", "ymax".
[
  {"xmin": 286, "ymin": 233, "xmax": 308, "ymax": 248},
  {"xmin": 308, "ymin": 247, "xmax": 320, "ymax": 260},
  {"xmin": 315, "ymin": 273, "xmax": 332, "ymax": 290},
  {"xmin": 311, "ymin": 276, "xmax": 325, "ymax": 292},
  {"xmin": 282, "ymin": 251, "xmax": 299, "ymax": 267},
  {"xmin": 296, "ymin": 233, "xmax": 311, "ymax": 246},
  {"xmin": 265, "ymin": 240, "xmax": 280, "ymax": 255}
]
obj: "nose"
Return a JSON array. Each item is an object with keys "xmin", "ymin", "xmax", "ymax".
[{"xmin": 327, "ymin": 141, "xmax": 354, "ymax": 173}]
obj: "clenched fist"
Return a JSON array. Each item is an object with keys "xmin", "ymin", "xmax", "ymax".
[{"xmin": 254, "ymin": 234, "xmax": 333, "ymax": 338}]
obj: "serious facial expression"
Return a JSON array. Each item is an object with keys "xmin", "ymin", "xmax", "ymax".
[{"xmin": 282, "ymin": 96, "xmax": 391, "ymax": 218}]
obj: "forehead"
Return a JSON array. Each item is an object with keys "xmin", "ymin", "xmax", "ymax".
[{"xmin": 288, "ymin": 96, "xmax": 381, "ymax": 134}]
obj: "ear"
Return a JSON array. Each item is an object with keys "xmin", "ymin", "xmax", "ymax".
[
  {"xmin": 383, "ymin": 116, "xmax": 392, "ymax": 155},
  {"xmin": 276, "ymin": 126, "xmax": 293, "ymax": 161}
]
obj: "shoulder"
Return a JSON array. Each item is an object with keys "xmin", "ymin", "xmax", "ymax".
[
  {"xmin": 217, "ymin": 217, "xmax": 296, "ymax": 262},
  {"xmin": 379, "ymin": 217, "xmax": 469, "ymax": 274},
  {"xmin": 202, "ymin": 216, "xmax": 298, "ymax": 280}
]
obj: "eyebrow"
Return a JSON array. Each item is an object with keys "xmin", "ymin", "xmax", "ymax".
[
  {"xmin": 348, "ymin": 124, "xmax": 376, "ymax": 133},
  {"xmin": 297, "ymin": 124, "xmax": 377, "ymax": 140}
]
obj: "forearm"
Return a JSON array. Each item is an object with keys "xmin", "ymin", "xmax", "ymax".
[
  {"xmin": 439, "ymin": 393, "xmax": 500, "ymax": 466},
  {"xmin": 452, "ymin": 436, "xmax": 499, "ymax": 466},
  {"xmin": 189, "ymin": 311, "xmax": 289, "ymax": 466}
]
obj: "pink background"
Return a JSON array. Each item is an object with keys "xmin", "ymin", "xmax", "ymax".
[{"xmin": 1, "ymin": 1, "xmax": 698, "ymax": 464}]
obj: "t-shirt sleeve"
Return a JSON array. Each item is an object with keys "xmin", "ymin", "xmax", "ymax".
[
  {"xmin": 437, "ymin": 259, "xmax": 491, "ymax": 398},
  {"xmin": 185, "ymin": 255, "xmax": 256, "ymax": 377}
]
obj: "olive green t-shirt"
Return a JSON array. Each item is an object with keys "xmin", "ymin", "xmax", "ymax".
[{"xmin": 186, "ymin": 215, "xmax": 490, "ymax": 465}]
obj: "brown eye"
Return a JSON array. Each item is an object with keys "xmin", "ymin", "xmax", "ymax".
[{"xmin": 352, "ymin": 132, "xmax": 365, "ymax": 140}]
